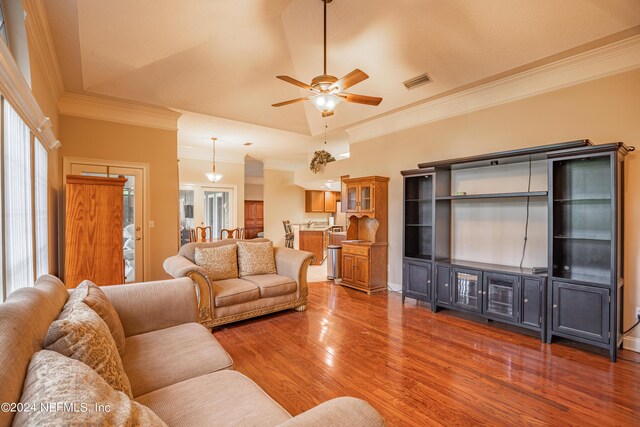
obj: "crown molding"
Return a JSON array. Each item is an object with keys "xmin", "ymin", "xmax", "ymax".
[
  {"xmin": 178, "ymin": 145, "xmax": 246, "ymax": 164},
  {"xmin": 24, "ymin": 0, "xmax": 64, "ymax": 102},
  {"xmin": 59, "ymin": 92, "xmax": 182, "ymax": 131},
  {"xmin": 346, "ymin": 35, "xmax": 640, "ymax": 144},
  {"xmin": 0, "ymin": 30, "xmax": 59, "ymax": 149}
]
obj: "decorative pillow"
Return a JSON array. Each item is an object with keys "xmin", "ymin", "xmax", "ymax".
[
  {"xmin": 45, "ymin": 302, "xmax": 133, "ymax": 398},
  {"xmin": 237, "ymin": 241, "xmax": 277, "ymax": 277},
  {"xmin": 195, "ymin": 245, "xmax": 239, "ymax": 281},
  {"xmin": 68, "ymin": 280, "xmax": 126, "ymax": 356},
  {"xmin": 13, "ymin": 350, "xmax": 167, "ymax": 427}
]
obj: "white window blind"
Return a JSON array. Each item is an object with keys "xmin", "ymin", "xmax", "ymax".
[
  {"xmin": 34, "ymin": 138, "xmax": 48, "ymax": 278},
  {"xmin": 3, "ymin": 99, "xmax": 34, "ymax": 294}
]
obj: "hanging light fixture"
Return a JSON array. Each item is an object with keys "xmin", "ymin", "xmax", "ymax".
[{"xmin": 205, "ymin": 137, "xmax": 223, "ymax": 182}]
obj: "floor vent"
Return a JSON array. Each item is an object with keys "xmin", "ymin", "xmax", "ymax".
[{"xmin": 403, "ymin": 73, "xmax": 431, "ymax": 89}]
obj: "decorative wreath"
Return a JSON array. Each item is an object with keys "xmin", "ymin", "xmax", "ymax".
[{"xmin": 309, "ymin": 150, "xmax": 336, "ymax": 173}]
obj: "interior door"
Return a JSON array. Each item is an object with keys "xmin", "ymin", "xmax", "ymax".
[
  {"xmin": 204, "ymin": 189, "xmax": 231, "ymax": 239},
  {"xmin": 69, "ymin": 163, "xmax": 145, "ymax": 283}
]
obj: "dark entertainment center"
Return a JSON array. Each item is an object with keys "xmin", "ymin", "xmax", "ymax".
[{"xmin": 401, "ymin": 140, "xmax": 634, "ymax": 361}]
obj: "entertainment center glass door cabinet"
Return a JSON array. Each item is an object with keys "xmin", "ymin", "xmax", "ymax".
[{"xmin": 401, "ymin": 140, "xmax": 633, "ymax": 361}]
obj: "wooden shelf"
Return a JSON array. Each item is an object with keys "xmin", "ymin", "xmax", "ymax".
[
  {"xmin": 553, "ymin": 233, "xmax": 611, "ymax": 241},
  {"xmin": 553, "ymin": 197, "xmax": 611, "ymax": 202},
  {"xmin": 404, "ymin": 254, "xmax": 432, "ymax": 261},
  {"xmin": 436, "ymin": 191, "xmax": 548, "ymax": 200},
  {"xmin": 405, "ymin": 224, "xmax": 432, "ymax": 227},
  {"xmin": 405, "ymin": 198, "xmax": 431, "ymax": 202}
]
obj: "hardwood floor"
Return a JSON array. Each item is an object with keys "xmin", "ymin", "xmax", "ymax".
[{"xmin": 213, "ymin": 282, "xmax": 640, "ymax": 426}]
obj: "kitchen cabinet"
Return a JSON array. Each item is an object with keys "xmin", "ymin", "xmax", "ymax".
[
  {"xmin": 299, "ymin": 228, "xmax": 328, "ymax": 265},
  {"xmin": 305, "ymin": 190, "xmax": 339, "ymax": 213},
  {"xmin": 340, "ymin": 243, "xmax": 387, "ymax": 294},
  {"xmin": 344, "ymin": 180, "xmax": 375, "ymax": 214}
]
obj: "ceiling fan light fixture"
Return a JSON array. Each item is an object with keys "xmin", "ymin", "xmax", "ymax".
[{"xmin": 311, "ymin": 93, "xmax": 341, "ymax": 113}]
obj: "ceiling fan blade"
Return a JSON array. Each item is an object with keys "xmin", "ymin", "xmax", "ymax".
[
  {"xmin": 276, "ymin": 75, "xmax": 313, "ymax": 91},
  {"xmin": 271, "ymin": 97, "xmax": 310, "ymax": 107},
  {"xmin": 329, "ymin": 69, "xmax": 369, "ymax": 92},
  {"xmin": 322, "ymin": 111, "xmax": 334, "ymax": 118},
  {"xmin": 339, "ymin": 93, "xmax": 383, "ymax": 106}
]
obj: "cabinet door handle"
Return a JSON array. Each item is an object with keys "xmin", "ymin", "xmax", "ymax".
[
  {"xmin": 444, "ymin": 283, "xmax": 448, "ymax": 287},
  {"xmin": 553, "ymin": 304, "xmax": 558, "ymax": 309},
  {"xmin": 524, "ymin": 299, "xmax": 529, "ymax": 303},
  {"xmin": 427, "ymin": 280, "xmax": 431, "ymax": 284}
]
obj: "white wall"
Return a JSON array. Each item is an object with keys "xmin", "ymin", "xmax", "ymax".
[{"xmin": 263, "ymin": 169, "xmax": 305, "ymax": 247}]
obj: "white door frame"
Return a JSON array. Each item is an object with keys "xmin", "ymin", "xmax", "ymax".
[{"xmin": 62, "ymin": 157, "xmax": 151, "ymax": 282}]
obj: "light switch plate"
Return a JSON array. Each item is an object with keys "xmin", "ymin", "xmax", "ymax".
[{"xmin": 149, "ymin": 220, "xmax": 155, "ymax": 228}]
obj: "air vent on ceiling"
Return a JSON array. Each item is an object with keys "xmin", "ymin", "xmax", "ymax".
[{"xmin": 403, "ymin": 73, "xmax": 431, "ymax": 90}]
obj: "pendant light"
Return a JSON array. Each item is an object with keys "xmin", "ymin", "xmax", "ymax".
[{"xmin": 205, "ymin": 137, "xmax": 223, "ymax": 182}]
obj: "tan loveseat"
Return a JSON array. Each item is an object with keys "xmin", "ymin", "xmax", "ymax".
[
  {"xmin": 0, "ymin": 275, "xmax": 385, "ymax": 426},
  {"xmin": 163, "ymin": 239, "xmax": 314, "ymax": 328}
]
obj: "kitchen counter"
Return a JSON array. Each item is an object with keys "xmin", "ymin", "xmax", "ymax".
[{"xmin": 298, "ymin": 227, "xmax": 330, "ymax": 265}]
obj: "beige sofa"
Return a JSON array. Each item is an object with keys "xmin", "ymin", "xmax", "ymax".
[
  {"xmin": 163, "ymin": 239, "xmax": 314, "ymax": 328},
  {"xmin": 0, "ymin": 275, "xmax": 385, "ymax": 426}
]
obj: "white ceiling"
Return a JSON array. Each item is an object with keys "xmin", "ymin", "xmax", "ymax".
[{"xmin": 44, "ymin": 0, "xmax": 640, "ymax": 164}]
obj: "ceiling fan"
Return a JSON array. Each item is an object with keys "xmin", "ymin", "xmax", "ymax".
[{"xmin": 272, "ymin": 0, "xmax": 382, "ymax": 117}]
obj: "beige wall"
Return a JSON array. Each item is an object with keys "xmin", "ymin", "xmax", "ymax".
[
  {"xmin": 296, "ymin": 68, "xmax": 640, "ymax": 337},
  {"xmin": 27, "ymin": 24, "xmax": 61, "ymax": 275},
  {"xmin": 179, "ymin": 157, "xmax": 245, "ymax": 227},
  {"xmin": 245, "ymin": 183, "xmax": 264, "ymax": 201},
  {"xmin": 58, "ymin": 115, "xmax": 179, "ymax": 280},
  {"xmin": 263, "ymin": 169, "xmax": 306, "ymax": 246}
]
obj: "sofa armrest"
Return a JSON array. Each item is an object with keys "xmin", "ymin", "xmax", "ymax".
[
  {"xmin": 274, "ymin": 247, "xmax": 314, "ymax": 300},
  {"xmin": 163, "ymin": 255, "xmax": 215, "ymax": 328},
  {"xmin": 277, "ymin": 397, "xmax": 385, "ymax": 427},
  {"xmin": 100, "ymin": 278, "xmax": 199, "ymax": 337}
]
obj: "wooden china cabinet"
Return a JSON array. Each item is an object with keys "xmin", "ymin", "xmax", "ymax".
[{"xmin": 340, "ymin": 176, "xmax": 389, "ymax": 293}]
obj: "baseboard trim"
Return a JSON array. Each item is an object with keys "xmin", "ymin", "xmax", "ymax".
[
  {"xmin": 388, "ymin": 282, "xmax": 402, "ymax": 292},
  {"xmin": 623, "ymin": 336, "xmax": 640, "ymax": 353}
]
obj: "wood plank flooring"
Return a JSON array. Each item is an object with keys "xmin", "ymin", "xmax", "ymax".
[{"xmin": 213, "ymin": 282, "xmax": 640, "ymax": 426}]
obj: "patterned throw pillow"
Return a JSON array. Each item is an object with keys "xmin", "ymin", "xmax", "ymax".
[
  {"xmin": 45, "ymin": 302, "xmax": 133, "ymax": 398},
  {"xmin": 69, "ymin": 280, "xmax": 126, "ymax": 356},
  {"xmin": 13, "ymin": 350, "xmax": 167, "ymax": 427},
  {"xmin": 237, "ymin": 241, "xmax": 277, "ymax": 277},
  {"xmin": 195, "ymin": 245, "xmax": 239, "ymax": 281}
]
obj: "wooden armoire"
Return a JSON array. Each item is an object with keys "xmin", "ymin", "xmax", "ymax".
[{"xmin": 65, "ymin": 175, "xmax": 126, "ymax": 288}]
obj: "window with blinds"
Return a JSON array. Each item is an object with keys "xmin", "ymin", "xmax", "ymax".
[{"xmin": 0, "ymin": 99, "xmax": 49, "ymax": 301}]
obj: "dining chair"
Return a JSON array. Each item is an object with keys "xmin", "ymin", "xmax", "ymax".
[
  {"xmin": 196, "ymin": 226, "xmax": 213, "ymax": 242},
  {"xmin": 220, "ymin": 228, "xmax": 241, "ymax": 239},
  {"xmin": 282, "ymin": 220, "xmax": 294, "ymax": 248}
]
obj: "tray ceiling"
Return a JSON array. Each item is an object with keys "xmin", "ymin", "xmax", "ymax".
[{"xmin": 44, "ymin": 0, "xmax": 640, "ymax": 138}]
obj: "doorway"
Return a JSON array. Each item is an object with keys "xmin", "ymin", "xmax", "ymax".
[{"xmin": 63, "ymin": 158, "xmax": 149, "ymax": 283}]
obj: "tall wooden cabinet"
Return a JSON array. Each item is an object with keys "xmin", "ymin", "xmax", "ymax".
[
  {"xmin": 244, "ymin": 200, "xmax": 264, "ymax": 239},
  {"xmin": 340, "ymin": 176, "xmax": 389, "ymax": 293},
  {"xmin": 65, "ymin": 175, "xmax": 126, "ymax": 288}
]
